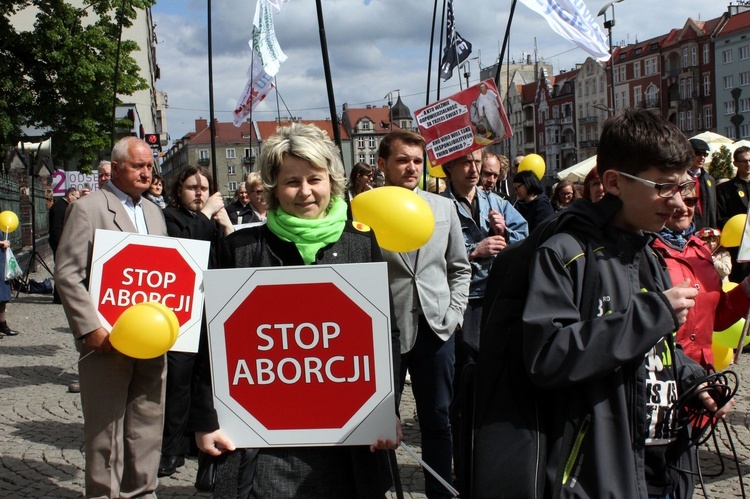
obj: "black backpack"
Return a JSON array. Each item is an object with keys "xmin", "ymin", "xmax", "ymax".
[{"xmin": 470, "ymin": 214, "xmax": 599, "ymax": 499}]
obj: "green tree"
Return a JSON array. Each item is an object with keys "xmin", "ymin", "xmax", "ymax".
[
  {"xmin": 709, "ymin": 145, "xmax": 734, "ymax": 180},
  {"xmin": 0, "ymin": 0, "xmax": 153, "ymax": 167}
]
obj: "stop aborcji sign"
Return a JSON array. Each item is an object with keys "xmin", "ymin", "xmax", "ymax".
[
  {"xmin": 204, "ymin": 263, "xmax": 396, "ymax": 448},
  {"xmin": 88, "ymin": 229, "xmax": 210, "ymax": 353}
]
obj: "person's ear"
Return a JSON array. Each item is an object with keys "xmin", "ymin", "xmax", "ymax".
[
  {"xmin": 377, "ymin": 157, "xmax": 386, "ymax": 174},
  {"xmin": 601, "ymin": 170, "xmax": 621, "ymax": 196}
]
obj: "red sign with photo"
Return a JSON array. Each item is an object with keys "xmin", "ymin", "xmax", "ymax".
[{"xmin": 415, "ymin": 79, "xmax": 512, "ymax": 166}]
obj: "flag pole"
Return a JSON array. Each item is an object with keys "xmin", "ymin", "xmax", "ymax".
[
  {"xmin": 436, "ymin": 0, "xmax": 447, "ymax": 101},
  {"xmin": 207, "ymin": 0, "xmax": 219, "ymax": 191},
  {"xmin": 425, "ymin": 0, "xmax": 440, "ymax": 106},
  {"xmin": 315, "ymin": 0, "xmax": 342, "ymax": 155},
  {"xmin": 495, "ymin": 0, "xmax": 518, "ymax": 89}
]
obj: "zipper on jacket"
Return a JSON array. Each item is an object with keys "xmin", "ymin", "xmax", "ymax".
[{"xmin": 562, "ymin": 414, "xmax": 591, "ymax": 488}]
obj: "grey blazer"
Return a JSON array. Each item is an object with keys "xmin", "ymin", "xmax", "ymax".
[
  {"xmin": 54, "ymin": 183, "xmax": 168, "ymax": 340},
  {"xmin": 381, "ymin": 189, "xmax": 471, "ymax": 353}
]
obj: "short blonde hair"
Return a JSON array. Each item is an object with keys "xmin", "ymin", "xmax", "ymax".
[{"xmin": 258, "ymin": 123, "xmax": 346, "ymax": 211}]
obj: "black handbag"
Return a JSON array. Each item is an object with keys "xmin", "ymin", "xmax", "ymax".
[{"xmin": 195, "ymin": 451, "xmax": 218, "ymax": 492}]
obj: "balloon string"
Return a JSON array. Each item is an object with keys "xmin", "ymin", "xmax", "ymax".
[{"xmin": 58, "ymin": 350, "xmax": 96, "ymax": 377}]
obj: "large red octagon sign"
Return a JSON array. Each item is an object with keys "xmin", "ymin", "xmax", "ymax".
[
  {"xmin": 225, "ymin": 282, "xmax": 375, "ymax": 430},
  {"xmin": 98, "ymin": 244, "xmax": 196, "ymax": 327},
  {"xmin": 204, "ymin": 264, "xmax": 395, "ymax": 447},
  {"xmin": 88, "ymin": 230, "xmax": 210, "ymax": 353}
]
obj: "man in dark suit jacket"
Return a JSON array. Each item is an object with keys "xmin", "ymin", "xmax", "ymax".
[
  {"xmin": 717, "ymin": 145, "xmax": 750, "ymax": 282},
  {"xmin": 688, "ymin": 138, "xmax": 717, "ymax": 230},
  {"xmin": 48, "ymin": 187, "xmax": 79, "ymax": 303},
  {"xmin": 55, "ymin": 137, "xmax": 168, "ymax": 498}
]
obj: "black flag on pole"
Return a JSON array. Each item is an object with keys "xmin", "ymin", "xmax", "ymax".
[{"xmin": 440, "ymin": 0, "xmax": 472, "ymax": 81}]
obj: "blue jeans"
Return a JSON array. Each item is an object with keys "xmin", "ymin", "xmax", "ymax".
[{"xmin": 399, "ymin": 315, "xmax": 455, "ymax": 499}]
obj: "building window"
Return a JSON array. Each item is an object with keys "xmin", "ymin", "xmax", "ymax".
[
  {"xmin": 644, "ymin": 57, "xmax": 657, "ymax": 75},
  {"xmin": 725, "ymin": 127, "xmax": 737, "ymax": 139},
  {"xmin": 723, "ymin": 49, "xmax": 733, "ymax": 64},
  {"xmin": 678, "ymin": 111, "xmax": 685, "ymax": 130},
  {"xmin": 686, "ymin": 77, "xmax": 693, "ymax": 98},
  {"xmin": 741, "ymin": 98, "xmax": 750, "ymax": 113},
  {"xmin": 600, "ymin": 76, "xmax": 605, "ymax": 92},
  {"xmin": 691, "ymin": 46, "xmax": 697, "ymax": 66},
  {"xmin": 552, "ymin": 106, "xmax": 559, "ymax": 119},
  {"xmin": 703, "ymin": 44, "xmax": 709, "ymax": 64},
  {"xmin": 741, "ymin": 71, "xmax": 750, "ymax": 86},
  {"xmin": 703, "ymin": 73, "xmax": 711, "ymax": 95},
  {"xmin": 646, "ymin": 84, "xmax": 658, "ymax": 106},
  {"xmin": 679, "ymin": 79, "xmax": 686, "ymax": 99},
  {"xmin": 229, "ymin": 181, "xmax": 237, "ymax": 192},
  {"xmin": 358, "ymin": 153, "xmax": 366, "ymax": 163},
  {"xmin": 244, "ymin": 148, "xmax": 253, "ymax": 159},
  {"xmin": 724, "ymin": 75, "xmax": 735, "ymax": 89},
  {"xmin": 704, "ymin": 106, "xmax": 713, "ymax": 129},
  {"xmin": 634, "ymin": 86, "xmax": 642, "ymax": 107},
  {"xmin": 226, "ymin": 148, "xmax": 236, "ymax": 159},
  {"xmin": 368, "ymin": 137, "xmax": 376, "ymax": 148},
  {"xmin": 577, "ymin": 82, "xmax": 582, "ymax": 97},
  {"xmin": 741, "ymin": 45, "xmax": 750, "ymax": 60},
  {"xmin": 633, "ymin": 61, "xmax": 641, "ymax": 78},
  {"xmin": 726, "ymin": 100, "xmax": 736, "ymax": 115},
  {"xmin": 369, "ymin": 153, "xmax": 377, "ymax": 165},
  {"xmin": 619, "ymin": 66, "xmax": 626, "ymax": 83},
  {"xmin": 686, "ymin": 111, "xmax": 693, "ymax": 131},
  {"xmin": 357, "ymin": 137, "xmax": 364, "ymax": 148},
  {"xmin": 361, "ymin": 121, "xmax": 371, "ymax": 131},
  {"xmin": 742, "ymin": 124, "xmax": 750, "ymax": 138},
  {"xmin": 199, "ymin": 149, "xmax": 209, "ymax": 159},
  {"xmin": 227, "ymin": 164, "xmax": 236, "ymax": 175}
]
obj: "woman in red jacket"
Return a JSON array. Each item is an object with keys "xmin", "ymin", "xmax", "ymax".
[{"xmin": 652, "ymin": 183, "xmax": 750, "ymax": 368}]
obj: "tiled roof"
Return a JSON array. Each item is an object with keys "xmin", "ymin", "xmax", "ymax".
[
  {"xmin": 343, "ymin": 106, "xmax": 395, "ymax": 133},
  {"xmin": 255, "ymin": 120, "xmax": 350, "ymax": 141},
  {"xmin": 719, "ymin": 9, "xmax": 750, "ymax": 37},
  {"xmin": 188, "ymin": 119, "xmax": 258, "ymax": 145}
]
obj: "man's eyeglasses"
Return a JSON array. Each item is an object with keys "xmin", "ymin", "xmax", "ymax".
[
  {"xmin": 682, "ymin": 197, "xmax": 699, "ymax": 208},
  {"xmin": 617, "ymin": 171, "xmax": 696, "ymax": 198}
]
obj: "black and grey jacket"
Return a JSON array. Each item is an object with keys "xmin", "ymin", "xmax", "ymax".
[{"xmin": 522, "ymin": 195, "xmax": 706, "ymax": 499}]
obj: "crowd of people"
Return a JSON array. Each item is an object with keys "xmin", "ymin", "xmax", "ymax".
[{"xmin": 33, "ymin": 109, "xmax": 749, "ymax": 498}]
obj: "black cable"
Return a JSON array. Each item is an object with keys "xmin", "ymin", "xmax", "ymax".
[{"xmin": 671, "ymin": 369, "xmax": 744, "ymax": 499}]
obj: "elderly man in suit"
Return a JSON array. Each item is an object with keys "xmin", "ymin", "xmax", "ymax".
[
  {"xmin": 55, "ymin": 137, "xmax": 168, "ymax": 498},
  {"xmin": 377, "ymin": 130, "xmax": 471, "ymax": 498}
]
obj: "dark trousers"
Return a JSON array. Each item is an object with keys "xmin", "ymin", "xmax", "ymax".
[
  {"xmin": 162, "ymin": 350, "xmax": 196, "ymax": 456},
  {"xmin": 450, "ymin": 299, "xmax": 482, "ymax": 495},
  {"xmin": 399, "ymin": 315, "xmax": 455, "ymax": 499}
]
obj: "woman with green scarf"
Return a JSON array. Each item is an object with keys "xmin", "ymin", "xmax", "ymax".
[{"xmin": 191, "ymin": 123, "xmax": 401, "ymax": 498}]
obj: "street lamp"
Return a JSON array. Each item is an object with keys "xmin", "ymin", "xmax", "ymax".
[
  {"xmin": 460, "ymin": 56, "xmax": 479, "ymax": 89},
  {"xmin": 598, "ymin": 0, "xmax": 624, "ymax": 115},
  {"xmin": 384, "ymin": 89, "xmax": 400, "ymax": 131}
]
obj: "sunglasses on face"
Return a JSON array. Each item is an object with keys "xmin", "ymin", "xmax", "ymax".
[
  {"xmin": 682, "ymin": 197, "xmax": 699, "ymax": 208},
  {"xmin": 694, "ymin": 151, "xmax": 709, "ymax": 158}
]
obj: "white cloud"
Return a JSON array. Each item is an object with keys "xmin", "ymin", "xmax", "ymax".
[{"xmin": 153, "ymin": 0, "xmax": 728, "ymax": 141}]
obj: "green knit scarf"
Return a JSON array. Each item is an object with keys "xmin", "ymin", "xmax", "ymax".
[{"xmin": 267, "ymin": 197, "xmax": 347, "ymax": 265}]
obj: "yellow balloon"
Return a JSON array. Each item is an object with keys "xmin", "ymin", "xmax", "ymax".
[
  {"xmin": 428, "ymin": 160, "xmax": 446, "ymax": 179},
  {"xmin": 0, "ymin": 211, "xmax": 19, "ymax": 233},
  {"xmin": 109, "ymin": 302, "xmax": 179, "ymax": 359},
  {"xmin": 713, "ymin": 317, "xmax": 750, "ymax": 349},
  {"xmin": 712, "ymin": 341, "xmax": 733, "ymax": 371},
  {"xmin": 518, "ymin": 154, "xmax": 546, "ymax": 180},
  {"xmin": 351, "ymin": 186, "xmax": 435, "ymax": 252},
  {"xmin": 721, "ymin": 214, "xmax": 747, "ymax": 248}
]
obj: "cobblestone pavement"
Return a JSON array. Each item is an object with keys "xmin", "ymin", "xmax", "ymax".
[{"xmin": 1, "ymin": 268, "xmax": 750, "ymax": 498}]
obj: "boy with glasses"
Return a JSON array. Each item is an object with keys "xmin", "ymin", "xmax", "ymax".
[{"xmin": 521, "ymin": 109, "xmax": 732, "ymax": 498}]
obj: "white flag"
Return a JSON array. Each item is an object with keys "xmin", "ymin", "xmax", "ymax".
[
  {"xmin": 233, "ymin": 0, "xmax": 288, "ymax": 126},
  {"xmin": 519, "ymin": 0, "xmax": 611, "ymax": 61}
]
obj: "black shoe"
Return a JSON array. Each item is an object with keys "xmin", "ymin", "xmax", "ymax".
[
  {"xmin": 0, "ymin": 322, "xmax": 18, "ymax": 336},
  {"xmin": 158, "ymin": 454, "xmax": 185, "ymax": 477}
]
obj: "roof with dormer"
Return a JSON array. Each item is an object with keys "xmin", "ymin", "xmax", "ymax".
[
  {"xmin": 717, "ymin": 8, "xmax": 750, "ymax": 38},
  {"xmin": 342, "ymin": 105, "xmax": 396, "ymax": 134}
]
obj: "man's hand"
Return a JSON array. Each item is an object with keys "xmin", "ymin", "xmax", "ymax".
[
  {"xmin": 201, "ymin": 192, "xmax": 227, "ymax": 219},
  {"xmin": 0, "ymin": 240, "xmax": 9, "ymax": 250},
  {"xmin": 82, "ymin": 327, "xmax": 112, "ymax": 353},
  {"xmin": 370, "ymin": 416, "xmax": 403, "ymax": 452},
  {"xmin": 698, "ymin": 383, "xmax": 736, "ymax": 420},
  {"xmin": 213, "ymin": 207, "xmax": 235, "ymax": 236},
  {"xmin": 488, "ymin": 209, "xmax": 506, "ymax": 236},
  {"xmin": 662, "ymin": 279, "xmax": 698, "ymax": 326},
  {"xmin": 196, "ymin": 430, "xmax": 236, "ymax": 457},
  {"xmin": 470, "ymin": 235, "xmax": 507, "ymax": 260}
]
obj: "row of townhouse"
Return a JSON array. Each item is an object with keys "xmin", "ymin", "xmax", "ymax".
[
  {"xmin": 499, "ymin": 3, "xmax": 750, "ymax": 181},
  {"xmin": 160, "ymin": 96, "xmax": 414, "ymax": 199}
]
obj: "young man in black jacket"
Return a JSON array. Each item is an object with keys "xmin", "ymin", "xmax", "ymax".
[{"xmin": 522, "ymin": 109, "xmax": 733, "ymax": 498}]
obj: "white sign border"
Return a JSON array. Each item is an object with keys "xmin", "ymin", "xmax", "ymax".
[
  {"xmin": 204, "ymin": 262, "xmax": 396, "ymax": 447},
  {"xmin": 88, "ymin": 229, "xmax": 210, "ymax": 353}
]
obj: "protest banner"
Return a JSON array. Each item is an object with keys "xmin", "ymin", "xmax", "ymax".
[
  {"xmin": 88, "ymin": 230, "xmax": 210, "ymax": 353},
  {"xmin": 203, "ymin": 262, "xmax": 396, "ymax": 447},
  {"xmin": 415, "ymin": 79, "xmax": 511, "ymax": 166}
]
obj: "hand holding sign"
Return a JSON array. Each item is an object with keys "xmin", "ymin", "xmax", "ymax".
[
  {"xmin": 351, "ymin": 187, "xmax": 435, "ymax": 252},
  {"xmin": 109, "ymin": 302, "xmax": 179, "ymax": 359}
]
